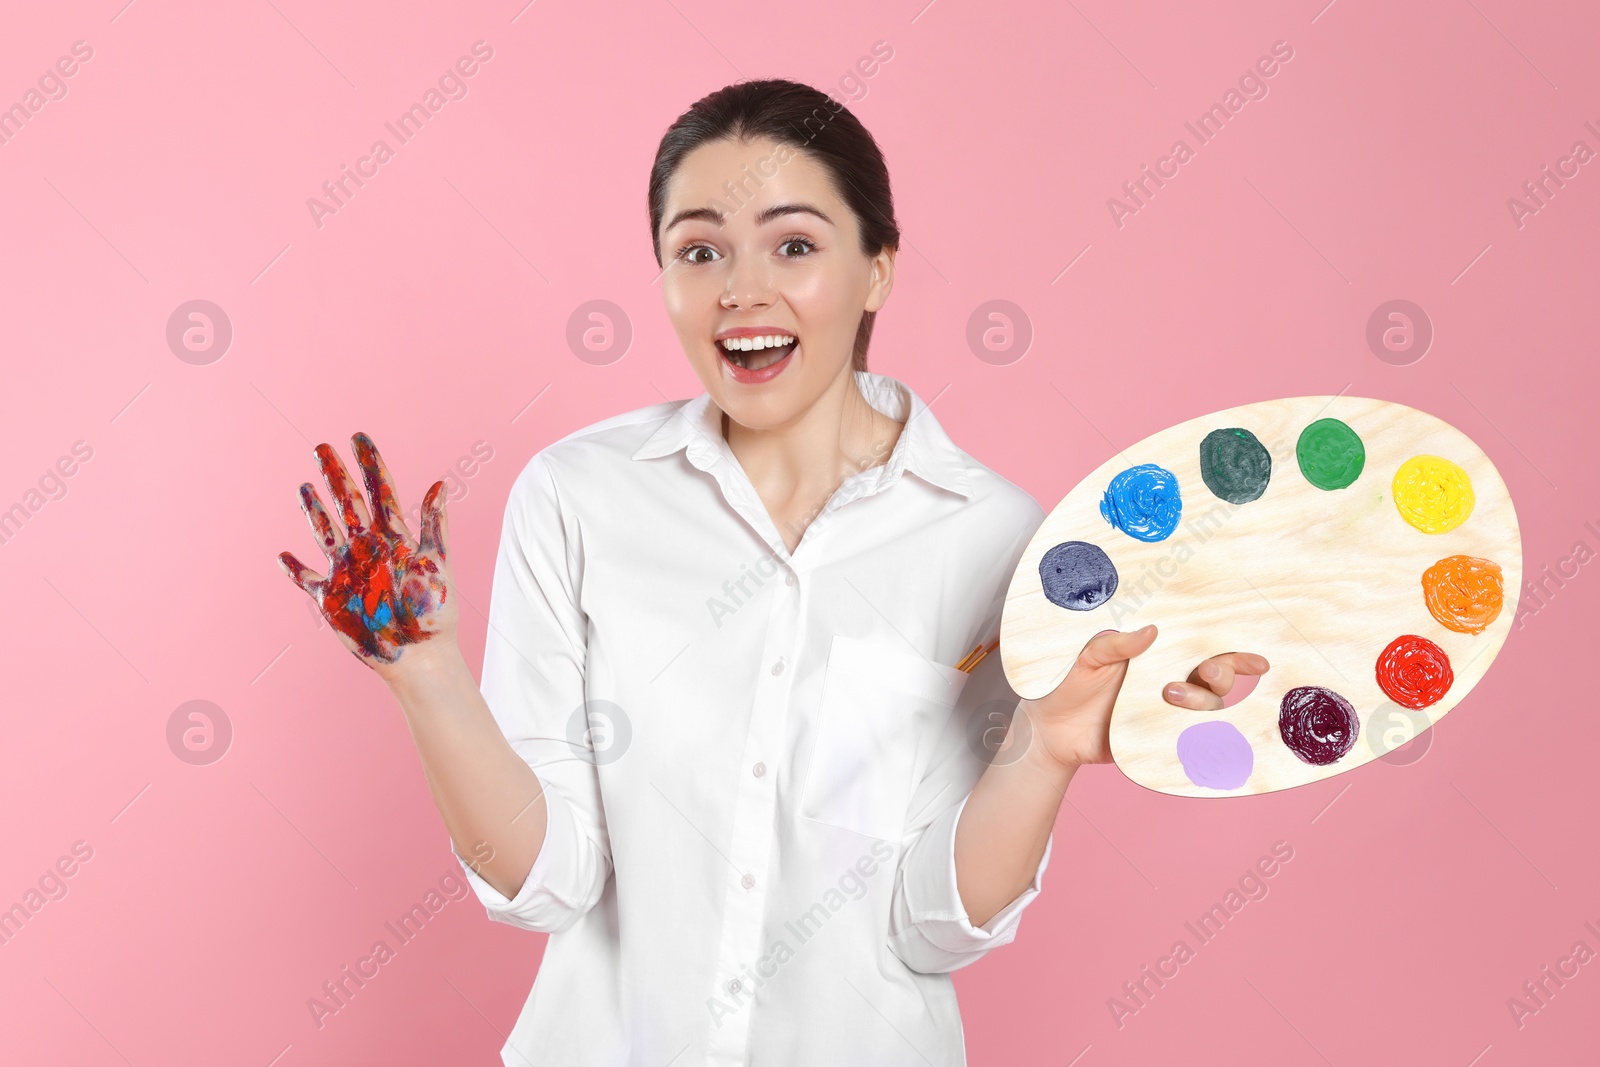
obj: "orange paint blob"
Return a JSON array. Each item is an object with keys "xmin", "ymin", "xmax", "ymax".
[{"xmin": 1420, "ymin": 555, "xmax": 1504, "ymax": 635}]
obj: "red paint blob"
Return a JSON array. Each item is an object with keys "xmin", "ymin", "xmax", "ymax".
[{"xmin": 1375, "ymin": 635, "xmax": 1454, "ymax": 709}]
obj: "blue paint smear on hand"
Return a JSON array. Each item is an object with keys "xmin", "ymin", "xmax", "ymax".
[
  {"xmin": 347, "ymin": 593, "xmax": 394, "ymax": 632},
  {"xmin": 1100, "ymin": 463, "xmax": 1182, "ymax": 542}
]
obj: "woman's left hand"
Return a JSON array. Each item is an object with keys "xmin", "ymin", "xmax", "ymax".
[{"xmin": 1018, "ymin": 625, "xmax": 1270, "ymax": 770}]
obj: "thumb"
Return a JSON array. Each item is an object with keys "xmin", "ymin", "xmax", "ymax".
[{"xmin": 1077, "ymin": 624, "xmax": 1157, "ymax": 669}]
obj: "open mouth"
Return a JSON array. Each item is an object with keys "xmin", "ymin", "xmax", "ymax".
[{"xmin": 719, "ymin": 332, "xmax": 798, "ymax": 372}]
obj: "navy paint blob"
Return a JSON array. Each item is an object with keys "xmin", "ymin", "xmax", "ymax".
[
  {"xmin": 1039, "ymin": 541, "xmax": 1119, "ymax": 611},
  {"xmin": 1278, "ymin": 686, "xmax": 1360, "ymax": 765},
  {"xmin": 1199, "ymin": 427, "xmax": 1272, "ymax": 504},
  {"xmin": 1099, "ymin": 463, "xmax": 1183, "ymax": 542}
]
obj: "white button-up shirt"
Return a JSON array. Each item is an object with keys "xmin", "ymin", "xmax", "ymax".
[{"xmin": 455, "ymin": 371, "xmax": 1053, "ymax": 1066}]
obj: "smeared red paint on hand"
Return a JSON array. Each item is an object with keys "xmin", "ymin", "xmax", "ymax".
[
  {"xmin": 315, "ymin": 442, "xmax": 369, "ymax": 534},
  {"xmin": 278, "ymin": 433, "xmax": 453, "ymax": 667}
]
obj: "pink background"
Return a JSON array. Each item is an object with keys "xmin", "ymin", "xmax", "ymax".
[{"xmin": 2, "ymin": 0, "xmax": 1595, "ymax": 1063}]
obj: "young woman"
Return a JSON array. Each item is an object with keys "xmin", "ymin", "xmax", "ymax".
[{"xmin": 278, "ymin": 79, "xmax": 1268, "ymax": 1067}]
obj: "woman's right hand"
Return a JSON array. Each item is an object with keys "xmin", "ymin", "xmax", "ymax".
[{"xmin": 277, "ymin": 432, "xmax": 458, "ymax": 679}]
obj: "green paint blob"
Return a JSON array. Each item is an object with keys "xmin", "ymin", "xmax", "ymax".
[
  {"xmin": 1296, "ymin": 418, "xmax": 1366, "ymax": 490},
  {"xmin": 1198, "ymin": 427, "xmax": 1272, "ymax": 504}
]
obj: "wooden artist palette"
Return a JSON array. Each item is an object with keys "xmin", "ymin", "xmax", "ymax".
[{"xmin": 1000, "ymin": 396, "xmax": 1522, "ymax": 798}]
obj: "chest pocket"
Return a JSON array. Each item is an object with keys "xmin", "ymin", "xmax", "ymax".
[{"xmin": 798, "ymin": 633, "xmax": 971, "ymax": 843}]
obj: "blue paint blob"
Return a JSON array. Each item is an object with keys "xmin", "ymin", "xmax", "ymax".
[
  {"xmin": 1100, "ymin": 463, "xmax": 1183, "ymax": 542},
  {"xmin": 1039, "ymin": 541, "xmax": 1119, "ymax": 611},
  {"xmin": 1176, "ymin": 720, "xmax": 1255, "ymax": 790}
]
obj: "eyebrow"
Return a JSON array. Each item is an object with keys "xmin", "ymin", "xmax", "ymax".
[{"xmin": 663, "ymin": 201, "xmax": 835, "ymax": 233}]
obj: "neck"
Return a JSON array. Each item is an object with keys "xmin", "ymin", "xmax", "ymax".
[{"xmin": 722, "ymin": 368, "xmax": 904, "ymax": 514}]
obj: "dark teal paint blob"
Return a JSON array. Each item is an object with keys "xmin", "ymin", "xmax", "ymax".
[
  {"xmin": 1198, "ymin": 427, "xmax": 1272, "ymax": 504},
  {"xmin": 1100, "ymin": 464, "xmax": 1182, "ymax": 542},
  {"xmin": 1039, "ymin": 541, "xmax": 1118, "ymax": 611}
]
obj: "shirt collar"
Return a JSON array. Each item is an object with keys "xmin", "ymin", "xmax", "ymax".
[{"xmin": 631, "ymin": 371, "xmax": 973, "ymax": 499}]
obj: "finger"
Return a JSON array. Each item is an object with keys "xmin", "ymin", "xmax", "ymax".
[
  {"xmin": 1189, "ymin": 657, "xmax": 1235, "ymax": 696},
  {"xmin": 1076, "ymin": 624, "xmax": 1157, "ymax": 670},
  {"xmin": 315, "ymin": 442, "xmax": 372, "ymax": 535},
  {"xmin": 298, "ymin": 483, "xmax": 342, "ymax": 554},
  {"xmin": 278, "ymin": 551, "xmax": 327, "ymax": 598},
  {"xmin": 1231, "ymin": 652, "xmax": 1271, "ymax": 676},
  {"xmin": 1190, "ymin": 651, "xmax": 1271, "ymax": 693},
  {"xmin": 352, "ymin": 432, "xmax": 412, "ymax": 540},
  {"xmin": 418, "ymin": 480, "xmax": 449, "ymax": 560},
  {"xmin": 1163, "ymin": 679, "xmax": 1224, "ymax": 711}
]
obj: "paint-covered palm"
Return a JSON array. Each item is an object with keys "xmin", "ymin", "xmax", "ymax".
[{"xmin": 278, "ymin": 433, "xmax": 456, "ymax": 674}]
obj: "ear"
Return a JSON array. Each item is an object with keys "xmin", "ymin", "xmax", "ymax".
[{"xmin": 863, "ymin": 245, "xmax": 897, "ymax": 313}]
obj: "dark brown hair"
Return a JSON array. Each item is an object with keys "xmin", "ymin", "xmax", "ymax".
[{"xmin": 648, "ymin": 79, "xmax": 900, "ymax": 373}]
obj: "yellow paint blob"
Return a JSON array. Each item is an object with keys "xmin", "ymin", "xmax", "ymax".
[{"xmin": 1392, "ymin": 455, "xmax": 1475, "ymax": 534}]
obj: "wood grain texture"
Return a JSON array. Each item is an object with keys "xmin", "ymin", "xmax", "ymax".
[{"xmin": 999, "ymin": 395, "xmax": 1522, "ymax": 797}]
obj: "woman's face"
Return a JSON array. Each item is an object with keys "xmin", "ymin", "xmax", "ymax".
[{"xmin": 657, "ymin": 135, "xmax": 894, "ymax": 431}]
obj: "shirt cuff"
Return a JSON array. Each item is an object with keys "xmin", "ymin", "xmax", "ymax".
[
  {"xmin": 899, "ymin": 791, "xmax": 1052, "ymax": 952},
  {"xmin": 452, "ymin": 780, "xmax": 574, "ymax": 919}
]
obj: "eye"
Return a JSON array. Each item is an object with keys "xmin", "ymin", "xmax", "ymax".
[
  {"xmin": 777, "ymin": 237, "xmax": 815, "ymax": 257},
  {"xmin": 675, "ymin": 243, "xmax": 720, "ymax": 265}
]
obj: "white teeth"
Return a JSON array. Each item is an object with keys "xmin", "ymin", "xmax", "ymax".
[{"xmin": 720, "ymin": 334, "xmax": 796, "ymax": 352}]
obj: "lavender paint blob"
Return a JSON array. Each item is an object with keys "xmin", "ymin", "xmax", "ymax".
[
  {"xmin": 1176, "ymin": 721, "xmax": 1254, "ymax": 790},
  {"xmin": 1039, "ymin": 541, "xmax": 1119, "ymax": 611}
]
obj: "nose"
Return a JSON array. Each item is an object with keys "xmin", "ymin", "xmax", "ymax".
[{"xmin": 720, "ymin": 255, "xmax": 775, "ymax": 311}]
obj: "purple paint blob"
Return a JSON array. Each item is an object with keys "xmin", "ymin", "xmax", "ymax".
[
  {"xmin": 1176, "ymin": 721, "xmax": 1254, "ymax": 790},
  {"xmin": 1278, "ymin": 686, "xmax": 1359, "ymax": 765}
]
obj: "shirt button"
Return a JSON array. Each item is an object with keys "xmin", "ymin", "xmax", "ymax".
[
  {"xmin": 727, "ymin": 979, "xmax": 742, "ymax": 994},
  {"xmin": 771, "ymin": 658, "xmax": 785, "ymax": 676},
  {"xmin": 741, "ymin": 873, "xmax": 755, "ymax": 890},
  {"xmin": 752, "ymin": 761, "xmax": 766, "ymax": 778},
  {"xmin": 785, "ymin": 571, "xmax": 797, "ymax": 587}
]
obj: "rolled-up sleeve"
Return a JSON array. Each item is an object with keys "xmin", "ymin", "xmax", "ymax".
[
  {"xmin": 889, "ymin": 791, "xmax": 1052, "ymax": 973},
  {"xmin": 888, "ymin": 502, "xmax": 1052, "ymax": 973},
  {"xmin": 452, "ymin": 450, "xmax": 612, "ymax": 934}
]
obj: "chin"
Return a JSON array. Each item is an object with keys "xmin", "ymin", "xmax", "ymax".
[
  {"xmin": 689, "ymin": 338, "xmax": 855, "ymax": 432},
  {"xmin": 713, "ymin": 381, "xmax": 808, "ymax": 431}
]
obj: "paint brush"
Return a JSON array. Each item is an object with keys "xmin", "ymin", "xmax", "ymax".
[{"xmin": 958, "ymin": 638, "xmax": 999, "ymax": 673}]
